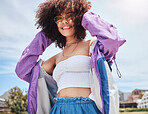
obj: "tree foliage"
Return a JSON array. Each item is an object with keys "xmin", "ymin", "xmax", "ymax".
[{"xmin": 5, "ymin": 87, "xmax": 28, "ymax": 114}]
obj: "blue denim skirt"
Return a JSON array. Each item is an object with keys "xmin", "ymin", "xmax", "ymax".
[{"xmin": 49, "ymin": 96, "xmax": 102, "ymax": 114}]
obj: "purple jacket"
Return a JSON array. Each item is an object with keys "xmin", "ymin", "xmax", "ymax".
[{"xmin": 15, "ymin": 12, "xmax": 126, "ymax": 114}]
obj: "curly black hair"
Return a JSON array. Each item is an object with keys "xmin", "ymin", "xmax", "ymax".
[{"xmin": 35, "ymin": 0, "xmax": 91, "ymax": 49}]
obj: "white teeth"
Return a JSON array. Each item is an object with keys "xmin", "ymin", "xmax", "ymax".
[{"xmin": 63, "ymin": 26, "xmax": 70, "ymax": 29}]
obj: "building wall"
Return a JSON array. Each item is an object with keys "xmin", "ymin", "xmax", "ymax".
[
  {"xmin": 137, "ymin": 92, "xmax": 148, "ymax": 108},
  {"xmin": 127, "ymin": 89, "xmax": 147, "ymax": 102},
  {"xmin": 119, "ymin": 92, "xmax": 132, "ymax": 101}
]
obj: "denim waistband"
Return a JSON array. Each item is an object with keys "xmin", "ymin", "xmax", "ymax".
[{"xmin": 54, "ymin": 96, "xmax": 94, "ymax": 104}]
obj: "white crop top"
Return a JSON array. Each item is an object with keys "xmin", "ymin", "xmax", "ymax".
[{"xmin": 53, "ymin": 55, "xmax": 91, "ymax": 94}]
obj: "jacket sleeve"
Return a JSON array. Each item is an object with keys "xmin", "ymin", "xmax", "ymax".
[
  {"xmin": 82, "ymin": 12, "xmax": 126, "ymax": 63},
  {"xmin": 15, "ymin": 31, "xmax": 53, "ymax": 83}
]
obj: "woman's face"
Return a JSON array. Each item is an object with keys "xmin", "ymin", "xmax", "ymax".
[{"xmin": 55, "ymin": 12, "xmax": 75, "ymax": 38}]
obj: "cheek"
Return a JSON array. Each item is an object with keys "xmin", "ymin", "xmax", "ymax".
[
  {"xmin": 57, "ymin": 27, "xmax": 62, "ymax": 34},
  {"xmin": 57, "ymin": 24, "xmax": 60, "ymax": 29}
]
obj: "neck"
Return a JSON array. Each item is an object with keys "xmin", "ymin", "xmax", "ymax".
[{"xmin": 66, "ymin": 36, "xmax": 78, "ymax": 45}]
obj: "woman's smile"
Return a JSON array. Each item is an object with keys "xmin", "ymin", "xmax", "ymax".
[
  {"xmin": 57, "ymin": 19, "xmax": 75, "ymax": 37},
  {"xmin": 62, "ymin": 25, "xmax": 73, "ymax": 30}
]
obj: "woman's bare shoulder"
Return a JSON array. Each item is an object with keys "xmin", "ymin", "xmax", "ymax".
[
  {"xmin": 82, "ymin": 38, "xmax": 97, "ymax": 45},
  {"xmin": 87, "ymin": 37, "xmax": 97, "ymax": 46},
  {"xmin": 41, "ymin": 52, "xmax": 61, "ymax": 75},
  {"xmin": 85, "ymin": 38, "xmax": 97, "ymax": 56}
]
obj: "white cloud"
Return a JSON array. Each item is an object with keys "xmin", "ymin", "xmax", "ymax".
[{"xmin": 0, "ymin": 65, "xmax": 15, "ymax": 75}]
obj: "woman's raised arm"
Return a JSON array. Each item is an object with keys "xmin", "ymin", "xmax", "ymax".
[
  {"xmin": 82, "ymin": 12, "xmax": 126, "ymax": 63},
  {"xmin": 15, "ymin": 31, "xmax": 53, "ymax": 83}
]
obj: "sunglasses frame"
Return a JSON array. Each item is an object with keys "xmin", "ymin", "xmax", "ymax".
[{"xmin": 54, "ymin": 13, "xmax": 74, "ymax": 24}]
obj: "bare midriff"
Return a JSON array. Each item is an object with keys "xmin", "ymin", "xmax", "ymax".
[{"xmin": 56, "ymin": 87, "xmax": 91, "ymax": 98}]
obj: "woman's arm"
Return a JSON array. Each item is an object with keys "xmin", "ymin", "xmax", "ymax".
[
  {"xmin": 82, "ymin": 12, "xmax": 126, "ymax": 63},
  {"xmin": 15, "ymin": 31, "xmax": 53, "ymax": 83},
  {"xmin": 41, "ymin": 54, "xmax": 56, "ymax": 75}
]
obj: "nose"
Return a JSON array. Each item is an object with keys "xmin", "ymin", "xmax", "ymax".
[{"xmin": 61, "ymin": 18, "xmax": 68, "ymax": 24}]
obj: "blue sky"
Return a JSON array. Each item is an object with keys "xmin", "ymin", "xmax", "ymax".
[{"xmin": 0, "ymin": 0, "xmax": 148, "ymax": 95}]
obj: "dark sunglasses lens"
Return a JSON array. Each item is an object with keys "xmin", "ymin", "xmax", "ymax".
[
  {"xmin": 54, "ymin": 16, "xmax": 62, "ymax": 23},
  {"xmin": 54, "ymin": 13, "xmax": 73, "ymax": 23}
]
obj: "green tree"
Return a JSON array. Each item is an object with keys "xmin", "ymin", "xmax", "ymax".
[{"xmin": 5, "ymin": 87, "xmax": 28, "ymax": 114}]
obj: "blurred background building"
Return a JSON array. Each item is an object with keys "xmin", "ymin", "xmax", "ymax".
[{"xmin": 119, "ymin": 89, "xmax": 148, "ymax": 108}]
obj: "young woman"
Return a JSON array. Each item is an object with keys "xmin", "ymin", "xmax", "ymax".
[{"xmin": 15, "ymin": 0, "xmax": 126, "ymax": 114}]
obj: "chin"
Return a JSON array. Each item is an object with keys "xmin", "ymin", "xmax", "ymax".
[
  {"xmin": 60, "ymin": 31, "xmax": 75, "ymax": 38},
  {"xmin": 62, "ymin": 33, "xmax": 74, "ymax": 37}
]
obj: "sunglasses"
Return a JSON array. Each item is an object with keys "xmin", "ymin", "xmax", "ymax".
[{"xmin": 54, "ymin": 13, "xmax": 73, "ymax": 24}]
